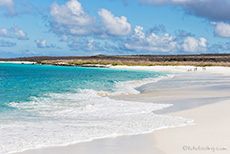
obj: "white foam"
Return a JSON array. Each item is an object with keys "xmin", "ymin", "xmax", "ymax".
[
  {"xmin": 95, "ymin": 74, "xmax": 174, "ymax": 96},
  {"xmin": 0, "ymin": 89, "xmax": 193, "ymax": 154},
  {"xmin": 113, "ymin": 74, "xmax": 174, "ymax": 94}
]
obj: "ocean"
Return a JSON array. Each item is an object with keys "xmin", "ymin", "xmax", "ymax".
[{"xmin": 0, "ymin": 63, "xmax": 191, "ymax": 153}]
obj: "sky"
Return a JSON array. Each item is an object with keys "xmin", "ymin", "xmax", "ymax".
[{"xmin": 0, "ymin": 0, "xmax": 230, "ymax": 58}]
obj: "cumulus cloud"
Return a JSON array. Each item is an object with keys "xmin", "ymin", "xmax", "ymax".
[
  {"xmin": 35, "ymin": 39, "xmax": 55, "ymax": 48},
  {"xmin": 138, "ymin": 0, "xmax": 230, "ymax": 21},
  {"xmin": 0, "ymin": 0, "xmax": 15, "ymax": 14},
  {"xmin": 125, "ymin": 26, "xmax": 178, "ymax": 52},
  {"xmin": 0, "ymin": 28, "xmax": 9, "ymax": 37},
  {"xmin": 49, "ymin": 0, "xmax": 133, "ymax": 53},
  {"xmin": 182, "ymin": 37, "xmax": 207, "ymax": 52},
  {"xmin": 212, "ymin": 22, "xmax": 230, "ymax": 38},
  {"xmin": 98, "ymin": 9, "xmax": 131, "ymax": 36},
  {"xmin": 50, "ymin": 0, "xmax": 96, "ymax": 36},
  {"xmin": 0, "ymin": 26, "xmax": 28, "ymax": 40},
  {"xmin": 35, "ymin": 39, "xmax": 47, "ymax": 48},
  {"xmin": 14, "ymin": 28, "xmax": 28, "ymax": 40},
  {"xmin": 50, "ymin": 0, "xmax": 133, "ymax": 40},
  {"xmin": 0, "ymin": 39, "xmax": 16, "ymax": 47}
]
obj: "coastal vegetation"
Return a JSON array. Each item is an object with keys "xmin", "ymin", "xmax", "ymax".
[{"xmin": 1, "ymin": 54, "xmax": 230, "ymax": 67}]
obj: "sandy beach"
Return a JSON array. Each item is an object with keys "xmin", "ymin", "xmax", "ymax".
[
  {"xmin": 16, "ymin": 66, "xmax": 230, "ymax": 154},
  {"xmin": 0, "ymin": 61, "xmax": 36, "ymax": 64},
  {"xmin": 155, "ymin": 99, "xmax": 230, "ymax": 154}
]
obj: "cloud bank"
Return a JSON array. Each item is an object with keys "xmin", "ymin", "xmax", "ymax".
[
  {"xmin": 124, "ymin": 26, "xmax": 207, "ymax": 53},
  {"xmin": 50, "ymin": 0, "xmax": 131, "ymax": 38},
  {"xmin": 138, "ymin": 0, "xmax": 230, "ymax": 21},
  {"xmin": 48, "ymin": 0, "xmax": 223, "ymax": 54},
  {"xmin": 49, "ymin": 0, "xmax": 133, "ymax": 52}
]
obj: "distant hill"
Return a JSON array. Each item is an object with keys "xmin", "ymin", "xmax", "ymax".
[{"xmin": 1, "ymin": 54, "xmax": 230, "ymax": 66}]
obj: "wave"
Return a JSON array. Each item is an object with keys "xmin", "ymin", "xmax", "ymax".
[
  {"xmin": 97, "ymin": 74, "xmax": 174, "ymax": 96},
  {"xmin": 0, "ymin": 74, "xmax": 192, "ymax": 154}
]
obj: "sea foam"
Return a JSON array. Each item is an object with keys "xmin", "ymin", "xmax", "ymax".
[{"xmin": 0, "ymin": 75, "xmax": 192, "ymax": 154}]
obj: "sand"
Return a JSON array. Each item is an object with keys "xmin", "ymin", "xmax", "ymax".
[
  {"xmin": 15, "ymin": 66, "xmax": 230, "ymax": 154},
  {"xmin": 110, "ymin": 65, "xmax": 230, "ymax": 76},
  {"xmin": 0, "ymin": 61, "xmax": 36, "ymax": 64},
  {"xmin": 154, "ymin": 100, "xmax": 230, "ymax": 154}
]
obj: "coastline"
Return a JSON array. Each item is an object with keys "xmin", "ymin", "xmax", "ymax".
[
  {"xmin": 1, "ymin": 60, "xmax": 229, "ymax": 75},
  {"xmin": 13, "ymin": 65, "xmax": 230, "ymax": 154}
]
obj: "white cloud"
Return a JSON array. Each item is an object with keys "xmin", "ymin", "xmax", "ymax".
[
  {"xmin": 124, "ymin": 26, "xmax": 208, "ymax": 53},
  {"xmin": 182, "ymin": 37, "xmax": 207, "ymax": 52},
  {"xmin": 212, "ymin": 22, "xmax": 230, "ymax": 38},
  {"xmin": 0, "ymin": 0, "xmax": 15, "ymax": 14},
  {"xmin": 14, "ymin": 28, "xmax": 28, "ymax": 40},
  {"xmin": 0, "ymin": 28, "xmax": 9, "ymax": 37},
  {"xmin": 50, "ymin": 0, "xmax": 96, "ymax": 35},
  {"xmin": 50, "ymin": 1, "xmax": 132, "ymax": 37},
  {"xmin": 98, "ymin": 9, "xmax": 131, "ymax": 36},
  {"xmin": 125, "ymin": 26, "xmax": 178, "ymax": 52},
  {"xmin": 35, "ymin": 39, "xmax": 47, "ymax": 48},
  {"xmin": 35, "ymin": 39, "xmax": 56, "ymax": 49},
  {"xmin": 49, "ymin": 0, "xmax": 133, "ymax": 52},
  {"xmin": 138, "ymin": 0, "xmax": 230, "ymax": 21},
  {"xmin": 0, "ymin": 26, "xmax": 28, "ymax": 40}
]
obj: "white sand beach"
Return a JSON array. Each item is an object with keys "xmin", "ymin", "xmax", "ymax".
[
  {"xmin": 16, "ymin": 66, "xmax": 230, "ymax": 154},
  {"xmin": 154, "ymin": 99, "xmax": 230, "ymax": 154},
  {"xmin": 110, "ymin": 65, "xmax": 230, "ymax": 75},
  {"xmin": 0, "ymin": 61, "xmax": 36, "ymax": 64}
]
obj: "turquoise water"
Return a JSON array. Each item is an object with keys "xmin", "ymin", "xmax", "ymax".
[
  {"xmin": 0, "ymin": 63, "xmax": 163, "ymax": 108},
  {"xmin": 0, "ymin": 63, "xmax": 191, "ymax": 153}
]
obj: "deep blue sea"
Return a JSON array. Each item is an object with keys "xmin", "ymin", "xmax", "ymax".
[{"xmin": 0, "ymin": 63, "xmax": 190, "ymax": 153}]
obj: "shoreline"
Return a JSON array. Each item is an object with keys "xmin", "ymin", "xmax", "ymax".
[
  {"xmin": 1, "ymin": 61, "xmax": 230, "ymax": 75},
  {"xmin": 16, "ymin": 97, "xmax": 230, "ymax": 154},
  {"xmin": 0, "ymin": 61, "xmax": 37, "ymax": 64},
  {"xmin": 109, "ymin": 65, "xmax": 230, "ymax": 76},
  {"xmin": 15, "ymin": 65, "xmax": 230, "ymax": 154}
]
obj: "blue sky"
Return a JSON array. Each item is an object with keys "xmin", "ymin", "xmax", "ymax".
[{"xmin": 0, "ymin": 0, "xmax": 230, "ymax": 58}]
